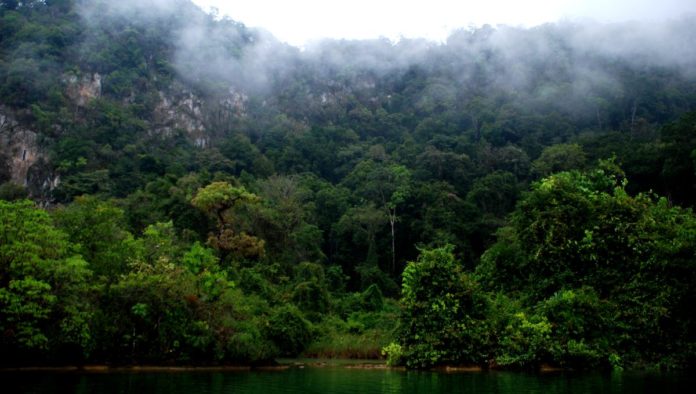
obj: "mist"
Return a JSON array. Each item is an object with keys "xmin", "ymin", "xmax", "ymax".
[
  {"xmin": 191, "ymin": 0, "xmax": 696, "ymax": 46},
  {"xmin": 72, "ymin": 0, "xmax": 696, "ymax": 123}
]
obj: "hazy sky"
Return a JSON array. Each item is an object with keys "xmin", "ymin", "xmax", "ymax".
[{"xmin": 191, "ymin": 0, "xmax": 696, "ymax": 46}]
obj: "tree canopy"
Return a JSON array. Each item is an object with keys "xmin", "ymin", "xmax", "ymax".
[{"xmin": 0, "ymin": 0, "xmax": 695, "ymax": 369}]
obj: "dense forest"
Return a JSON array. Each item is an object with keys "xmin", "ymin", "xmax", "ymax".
[{"xmin": 1, "ymin": 0, "xmax": 695, "ymax": 370}]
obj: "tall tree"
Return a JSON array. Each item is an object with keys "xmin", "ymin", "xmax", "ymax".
[
  {"xmin": 191, "ymin": 182, "xmax": 265, "ymax": 260},
  {"xmin": 0, "ymin": 200, "xmax": 94, "ymax": 360},
  {"xmin": 344, "ymin": 160, "xmax": 411, "ymax": 272}
]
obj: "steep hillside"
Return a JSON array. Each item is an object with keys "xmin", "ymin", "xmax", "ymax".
[{"xmin": 0, "ymin": 0, "xmax": 695, "ymax": 368}]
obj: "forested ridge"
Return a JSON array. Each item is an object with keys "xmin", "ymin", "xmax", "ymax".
[{"xmin": 1, "ymin": 0, "xmax": 695, "ymax": 370}]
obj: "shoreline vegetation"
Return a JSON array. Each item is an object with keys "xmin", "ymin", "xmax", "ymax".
[
  {"xmin": 0, "ymin": 361, "xmax": 574, "ymax": 374},
  {"xmin": 1, "ymin": 1, "xmax": 695, "ymax": 373},
  {"xmin": 0, "ymin": 361, "xmax": 673, "ymax": 374}
]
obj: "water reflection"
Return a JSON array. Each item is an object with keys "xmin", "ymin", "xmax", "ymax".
[{"xmin": 3, "ymin": 367, "xmax": 692, "ymax": 394}]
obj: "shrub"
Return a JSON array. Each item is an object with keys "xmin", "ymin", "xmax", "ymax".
[
  {"xmin": 399, "ymin": 245, "xmax": 491, "ymax": 368},
  {"xmin": 382, "ymin": 342, "xmax": 403, "ymax": 366},
  {"xmin": 266, "ymin": 305, "xmax": 313, "ymax": 356}
]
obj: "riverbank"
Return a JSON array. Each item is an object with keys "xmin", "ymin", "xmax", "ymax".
[
  {"xmin": 0, "ymin": 360, "xmax": 499, "ymax": 374},
  {"xmin": 3, "ymin": 360, "xmax": 682, "ymax": 375},
  {"xmin": 0, "ymin": 359, "xmax": 387, "ymax": 373}
]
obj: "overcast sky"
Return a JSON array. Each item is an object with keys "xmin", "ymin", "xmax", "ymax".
[{"xmin": 191, "ymin": 0, "xmax": 696, "ymax": 46}]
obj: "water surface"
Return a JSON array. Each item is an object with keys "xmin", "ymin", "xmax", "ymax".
[{"xmin": 4, "ymin": 365, "xmax": 692, "ymax": 394}]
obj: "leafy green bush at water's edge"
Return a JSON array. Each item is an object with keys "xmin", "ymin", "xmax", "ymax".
[{"xmin": 395, "ymin": 166, "xmax": 696, "ymax": 370}]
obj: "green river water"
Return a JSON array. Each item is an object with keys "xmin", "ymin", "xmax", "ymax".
[{"xmin": 3, "ymin": 363, "xmax": 692, "ymax": 393}]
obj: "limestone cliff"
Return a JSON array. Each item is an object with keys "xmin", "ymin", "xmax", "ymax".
[
  {"xmin": 1, "ymin": 64, "xmax": 254, "ymax": 202},
  {"xmin": 63, "ymin": 72, "xmax": 102, "ymax": 107},
  {"xmin": 153, "ymin": 84, "xmax": 247, "ymax": 148},
  {"xmin": 0, "ymin": 106, "xmax": 58, "ymax": 202}
]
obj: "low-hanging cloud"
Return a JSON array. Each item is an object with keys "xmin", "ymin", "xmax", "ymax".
[{"xmin": 76, "ymin": 0, "xmax": 696, "ymax": 104}]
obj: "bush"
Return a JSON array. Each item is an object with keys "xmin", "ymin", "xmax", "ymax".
[
  {"xmin": 540, "ymin": 287, "xmax": 615, "ymax": 368},
  {"xmin": 399, "ymin": 245, "xmax": 492, "ymax": 368},
  {"xmin": 224, "ymin": 320, "xmax": 277, "ymax": 363},
  {"xmin": 360, "ymin": 284, "xmax": 384, "ymax": 311},
  {"xmin": 266, "ymin": 305, "xmax": 313, "ymax": 356},
  {"xmin": 0, "ymin": 182, "xmax": 28, "ymax": 201},
  {"xmin": 237, "ymin": 267, "xmax": 275, "ymax": 299},
  {"xmin": 496, "ymin": 312, "xmax": 551, "ymax": 368},
  {"xmin": 356, "ymin": 264, "xmax": 399, "ymax": 296},
  {"xmin": 382, "ymin": 342, "xmax": 403, "ymax": 366},
  {"xmin": 292, "ymin": 280, "xmax": 330, "ymax": 314},
  {"xmin": 294, "ymin": 262, "xmax": 325, "ymax": 283},
  {"xmin": 325, "ymin": 265, "xmax": 348, "ymax": 293}
]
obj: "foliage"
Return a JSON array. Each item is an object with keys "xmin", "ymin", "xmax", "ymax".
[
  {"xmin": 266, "ymin": 305, "xmax": 314, "ymax": 356},
  {"xmin": 539, "ymin": 287, "xmax": 614, "ymax": 368},
  {"xmin": 477, "ymin": 292, "xmax": 549, "ymax": 369},
  {"xmin": 360, "ymin": 284, "xmax": 384, "ymax": 312},
  {"xmin": 477, "ymin": 165, "xmax": 696, "ymax": 368},
  {"xmin": 0, "ymin": 200, "xmax": 95, "ymax": 362},
  {"xmin": 1, "ymin": 0, "xmax": 695, "ymax": 369},
  {"xmin": 306, "ymin": 305, "xmax": 399, "ymax": 359},
  {"xmin": 399, "ymin": 245, "xmax": 491, "ymax": 368},
  {"xmin": 191, "ymin": 182, "xmax": 265, "ymax": 260},
  {"xmin": 52, "ymin": 195, "xmax": 137, "ymax": 278},
  {"xmin": 0, "ymin": 182, "xmax": 28, "ymax": 201},
  {"xmin": 382, "ymin": 342, "xmax": 403, "ymax": 366},
  {"xmin": 532, "ymin": 143, "xmax": 587, "ymax": 176}
]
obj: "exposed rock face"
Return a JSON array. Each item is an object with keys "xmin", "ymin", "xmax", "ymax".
[
  {"xmin": 26, "ymin": 157, "xmax": 60, "ymax": 205},
  {"xmin": 0, "ymin": 107, "xmax": 39, "ymax": 185},
  {"xmin": 220, "ymin": 88, "xmax": 248, "ymax": 114},
  {"xmin": 153, "ymin": 88, "xmax": 208, "ymax": 145},
  {"xmin": 0, "ymin": 106, "xmax": 58, "ymax": 202},
  {"xmin": 63, "ymin": 72, "xmax": 102, "ymax": 107},
  {"xmin": 152, "ymin": 85, "xmax": 248, "ymax": 147},
  {"xmin": 2, "ymin": 76, "xmax": 250, "ymax": 202}
]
